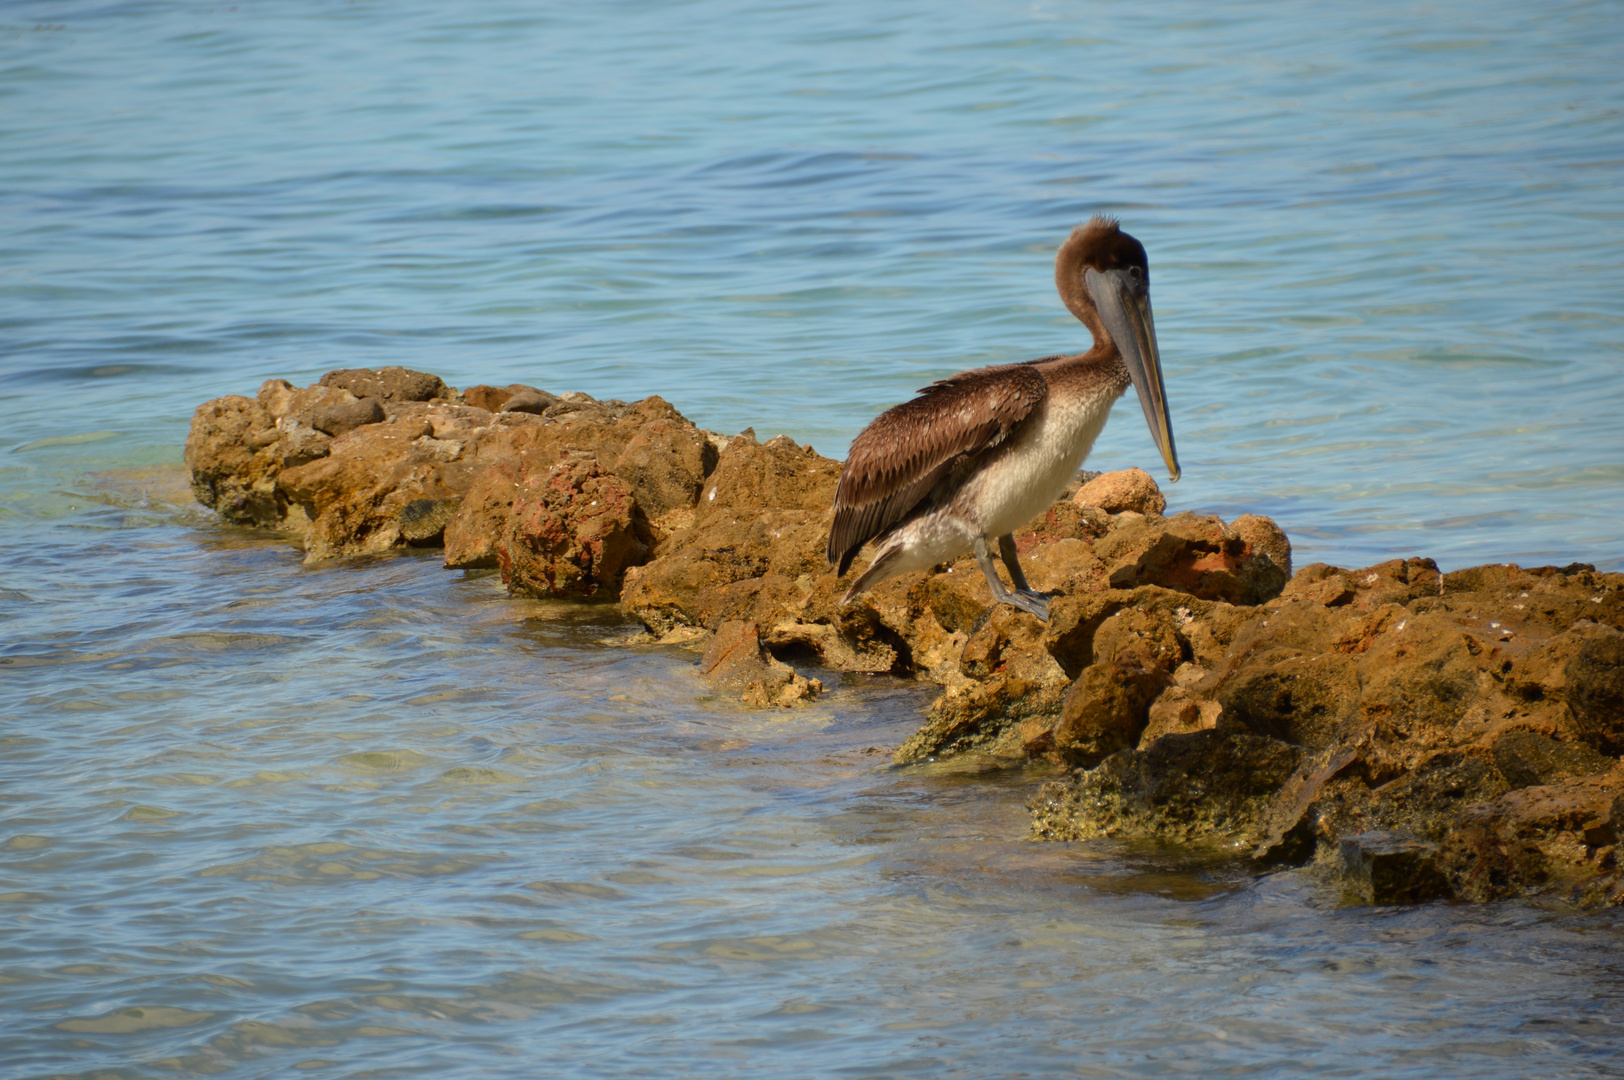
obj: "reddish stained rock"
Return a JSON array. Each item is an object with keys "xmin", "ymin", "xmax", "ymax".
[
  {"xmin": 496, "ymin": 457, "xmax": 645, "ymax": 598},
  {"xmin": 1095, "ymin": 511, "xmax": 1292, "ymax": 605}
]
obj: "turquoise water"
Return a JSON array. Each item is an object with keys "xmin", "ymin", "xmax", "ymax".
[{"xmin": 3, "ymin": 1, "xmax": 1623, "ymax": 1076}]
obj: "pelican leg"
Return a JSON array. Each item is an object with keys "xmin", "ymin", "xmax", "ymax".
[
  {"xmin": 998, "ymin": 535, "xmax": 1032, "ymax": 592},
  {"xmin": 973, "ymin": 537, "xmax": 1050, "ymax": 621},
  {"xmin": 999, "ymin": 534, "xmax": 1053, "ymax": 618}
]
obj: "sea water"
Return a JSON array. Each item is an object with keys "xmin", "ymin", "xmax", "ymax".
[{"xmin": 2, "ymin": 1, "xmax": 1622, "ymax": 1076}]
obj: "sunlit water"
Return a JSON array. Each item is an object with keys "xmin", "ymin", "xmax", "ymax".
[{"xmin": 3, "ymin": 1, "xmax": 1623, "ymax": 1076}]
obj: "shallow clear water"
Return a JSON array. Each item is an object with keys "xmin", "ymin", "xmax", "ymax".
[{"xmin": 2, "ymin": 1, "xmax": 1623, "ymax": 1076}]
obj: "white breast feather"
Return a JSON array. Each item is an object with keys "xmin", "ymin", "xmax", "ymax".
[{"xmin": 963, "ymin": 390, "xmax": 1120, "ymax": 538}]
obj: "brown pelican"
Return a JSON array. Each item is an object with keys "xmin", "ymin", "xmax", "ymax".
[{"xmin": 827, "ymin": 216, "xmax": 1180, "ymax": 621}]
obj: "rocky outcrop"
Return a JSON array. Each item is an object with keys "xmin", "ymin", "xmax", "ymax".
[
  {"xmin": 1030, "ymin": 559, "xmax": 1624, "ymax": 907},
  {"xmin": 184, "ymin": 369, "xmax": 1624, "ymax": 906},
  {"xmin": 184, "ymin": 371, "xmax": 715, "ymax": 596}
]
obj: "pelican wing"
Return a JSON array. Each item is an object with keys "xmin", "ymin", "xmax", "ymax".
[{"xmin": 827, "ymin": 363, "xmax": 1049, "ymax": 575}]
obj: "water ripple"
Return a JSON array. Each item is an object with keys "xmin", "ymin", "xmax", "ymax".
[{"xmin": 3, "ymin": 1, "xmax": 1624, "ymax": 1075}]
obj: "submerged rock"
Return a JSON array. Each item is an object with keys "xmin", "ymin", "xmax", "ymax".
[{"xmin": 184, "ymin": 368, "xmax": 1624, "ymax": 906}]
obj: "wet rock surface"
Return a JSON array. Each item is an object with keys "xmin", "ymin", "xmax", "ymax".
[
  {"xmin": 1339, "ymin": 831, "xmax": 1452, "ymax": 905},
  {"xmin": 186, "ymin": 369, "xmax": 1624, "ymax": 906},
  {"xmin": 698, "ymin": 620, "xmax": 824, "ymax": 708}
]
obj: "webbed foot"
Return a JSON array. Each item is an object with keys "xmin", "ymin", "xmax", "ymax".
[{"xmin": 1004, "ymin": 589, "xmax": 1051, "ymax": 622}]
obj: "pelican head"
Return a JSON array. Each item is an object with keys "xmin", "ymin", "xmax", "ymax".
[{"xmin": 1055, "ymin": 216, "xmax": 1180, "ymax": 482}]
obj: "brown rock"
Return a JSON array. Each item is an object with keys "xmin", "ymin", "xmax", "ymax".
[
  {"xmin": 700, "ymin": 431, "xmax": 842, "ymax": 512},
  {"xmin": 399, "ymin": 497, "xmax": 461, "ymax": 544},
  {"xmin": 501, "ymin": 388, "xmax": 559, "ymax": 415},
  {"xmin": 1316, "ymin": 749, "xmax": 1511, "ymax": 845},
  {"xmin": 1440, "ymin": 772, "xmax": 1624, "ymax": 904},
  {"xmin": 276, "ymin": 420, "xmax": 333, "ymax": 470},
  {"xmin": 1073, "ymin": 467, "xmax": 1167, "ymax": 515},
  {"xmin": 1095, "ymin": 511, "xmax": 1291, "ymax": 605},
  {"xmin": 255, "ymin": 378, "xmax": 299, "ymax": 419},
  {"xmin": 958, "ymin": 604, "xmax": 1053, "ymax": 681},
  {"xmin": 1231, "ymin": 514, "xmax": 1293, "ymax": 580},
  {"xmin": 185, "ymin": 370, "xmax": 1624, "ymax": 887},
  {"xmin": 1215, "ymin": 652, "xmax": 1361, "ymax": 749},
  {"xmin": 698, "ymin": 621, "xmax": 822, "ymax": 707},
  {"xmin": 618, "ymin": 433, "xmax": 852, "ymax": 645},
  {"xmin": 1282, "ymin": 564, "xmax": 1356, "ymax": 607},
  {"xmin": 1050, "ymin": 661, "xmax": 1167, "ymax": 768},
  {"xmin": 462, "ymin": 384, "xmax": 514, "ymax": 412},
  {"xmin": 1493, "ymin": 729, "xmax": 1616, "ymax": 790},
  {"xmin": 319, "ymin": 367, "xmax": 450, "ymax": 403},
  {"xmin": 611, "ymin": 412, "xmax": 717, "ymax": 519},
  {"xmin": 1092, "ymin": 605, "xmax": 1185, "ymax": 674},
  {"xmin": 1347, "ymin": 557, "xmax": 1444, "ymax": 610},
  {"xmin": 1045, "ymin": 586, "xmax": 1236, "ymax": 679},
  {"xmin": 1138, "ymin": 688, "xmax": 1222, "ymax": 750},
  {"xmin": 916, "ymin": 566, "xmax": 1000, "ymax": 636},
  {"xmin": 1030, "ymin": 730, "xmax": 1306, "ymax": 847},
  {"xmin": 894, "ymin": 674, "xmax": 1069, "ymax": 764},
  {"xmin": 1559, "ymin": 622, "xmax": 1624, "ymax": 754},
  {"xmin": 462, "ymin": 383, "xmax": 558, "ymax": 413},
  {"xmin": 1353, "ymin": 611, "xmax": 1481, "ymax": 735},
  {"xmin": 423, "ymin": 403, "xmax": 496, "ymax": 439},
  {"xmin": 310, "ymin": 396, "xmax": 385, "ymax": 438},
  {"xmin": 275, "ymin": 420, "xmax": 462, "ymax": 562},
  {"xmin": 1340, "ymin": 831, "xmax": 1452, "ymax": 904},
  {"xmin": 1440, "ymin": 563, "xmax": 1624, "ymax": 635},
  {"xmin": 183, "ymin": 381, "xmax": 714, "ymax": 578},
  {"xmin": 443, "ymin": 464, "xmax": 521, "ymax": 569},
  {"xmin": 183, "ymin": 395, "xmax": 282, "ymax": 526},
  {"xmin": 496, "ymin": 456, "xmax": 646, "ymax": 598}
]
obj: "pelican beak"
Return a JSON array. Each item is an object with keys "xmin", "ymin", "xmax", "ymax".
[{"xmin": 1085, "ymin": 266, "xmax": 1180, "ymax": 482}]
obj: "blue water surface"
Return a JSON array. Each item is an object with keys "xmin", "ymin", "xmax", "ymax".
[{"xmin": 3, "ymin": 1, "xmax": 1623, "ymax": 1077}]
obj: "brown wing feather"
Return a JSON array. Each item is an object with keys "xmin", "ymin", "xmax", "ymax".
[{"xmin": 827, "ymin": 363, "xmax": 1048, "ymax": 574}]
